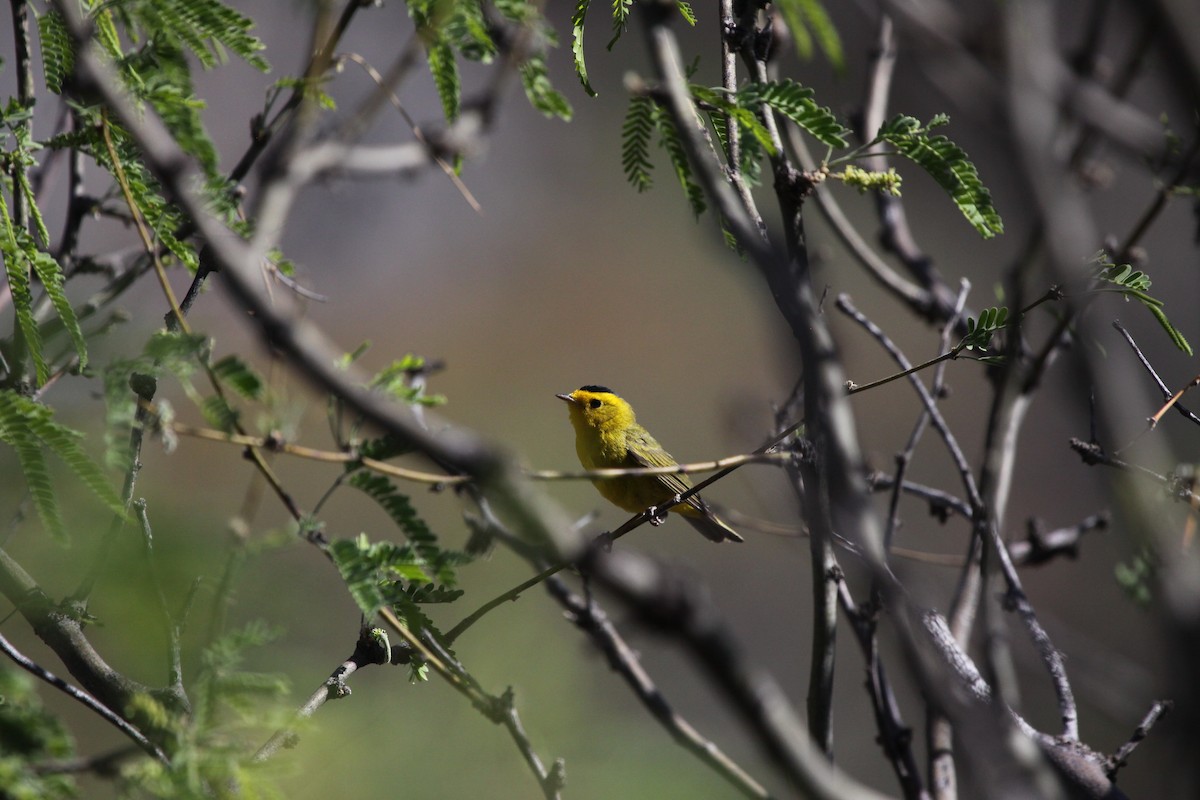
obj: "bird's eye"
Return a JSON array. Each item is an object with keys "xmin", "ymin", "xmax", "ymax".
[{"xmin": 588, "ymin": 398, "xmax": 602, "ymax": 409}]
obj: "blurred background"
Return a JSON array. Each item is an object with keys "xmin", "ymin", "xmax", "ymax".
[{"xmin": 2, "ymin": 1, "xmax": 1198, "ymax": 797}]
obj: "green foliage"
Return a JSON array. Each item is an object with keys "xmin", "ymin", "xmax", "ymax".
[
  {"xmin": 0, "ymin": 107, "xmax": 89, "ymax": 382},
  {"xmin": 961, "ymin": 306, "xmax": 1009, "ymax": 353},
  {"xmin": 774, "ymin": 0, "xmax": 843, "ymax": 68},
  {"xmin": 572, "ymin": 0, "xmax": 597, "ymax": 96},
  {"xmin": 356, "ymin": 432, "xmax": 416, "ymax": 462},
  {"xmin": 608, "ymin": 0, "xmax": 634, "ymax": 49},
  {"xmin": 1094, "ymin": 257, "xmax": 1192, "ymax": 355},
  {"xmin": 330, "ymin": 533, "xmax": 467, "ymax": 622},
  {"xmin": 0, "ymin": 668, "xmax": 77, "ymax": 800},
  {"xmin": 121, "ymin": 0, "xmax": 269, "ymax": 71},
  {"xmin": 675, "ymin": 1, "xmax": 696, "ymax": 26},
  {"xmin": 30, "ymin": 250, "xmax": 88, "ymax": 372},
  {"xmin": 521, "ymin": 54, "xmax": 573, "ymax": 121},
  {"xmin": 0, "ymin": 216, "xmax": 48, "ymax": 385},
  {"xmin": 200, "ymin": 394, "xmax": 239, "ymax": 432},
  {"xmin": 49, "ymin": 116, "xmax": 201, "ymax": 270},
  {"xmin": 346, "ymin": 472, "xmax": 465, "ymax": 582},
  {"xmin": 126, "ymin": 40, "xmax": 223, "ymax": 177},
  {"xmin": 875, "ymin": 114, "xmax": 1004, "ymax": 238},
  {"xmin": 444, "ymin": 0, "xmax": 497, "ymax": 63},
  {"xmin": 691, "ymin": 84, "xmax": 776, "ymax": 155},
  {"xmin": 103, "ymin": 331, "xmax": 210, "ymax": 467},
  {"xmin": 368, "ymin": 355, "xmax": 446, "ymax": 407},
  {"xmin": 621, "ymin": 95, "xmax": 656, "ymax": 192},
  {"xmin": 427, "ymin": 39, "xmax": 462, "ymax": 122},
  {"xmin": 119, "ymin": 621, "xmax": 289, "ymax": 799},
  {"xmin": 1096, "ymin": 261, "xmax": 1152, "ymax": 294},
  {"xmin": 1114, "ymin": 546, "xmax": 1155, "ymax": 608},
  {"xmin": 211, "ymin": 355, "xmax": 265, "ymax": 401},
  {"xmin": 36, "ymin": 11, "xmax": 74, "ymax": 96},
  {"xmin": 0, "ymin": 390, "xmax": 126, "ymax": 541},
  {"xmin": 652, "ymin": 105, "xmax": 706, "ymax": 218},
  {"xmin": 738, "ymin": 79, "xmax": 849, "ymax": 149}
]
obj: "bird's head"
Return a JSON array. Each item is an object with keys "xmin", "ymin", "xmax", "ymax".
[{"xmin": 555, "ymin": 385, "xmax": 635, "ymax": 432}]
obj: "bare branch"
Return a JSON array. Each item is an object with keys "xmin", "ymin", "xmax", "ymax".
[{"xmin": 0, "ymin": 629, "xmax": 169, "ymax": 764}]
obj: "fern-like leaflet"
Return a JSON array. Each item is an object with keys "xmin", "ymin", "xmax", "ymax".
[
  {"xmin": 874, "ymin": 114, "xmax": 1004, "ymax": 238},
  {"xmin": 737, "ymin": 79, "xmax": 849, "ymax": 148},
  {"xmin": 1094, "ymin": 257, "xmax": 1192, "ymax": 355},
  {"xmin": 0, "ymin": 390, "xmax": 126, "ymax": 541},
  {"xmin": 621, "ymin": 95, "xmax": 656, "ymax": 192}
]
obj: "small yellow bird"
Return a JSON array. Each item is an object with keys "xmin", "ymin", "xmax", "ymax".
[{"xmin": 556, "ymin": 386, "xmax": 744, "ymax": 543}]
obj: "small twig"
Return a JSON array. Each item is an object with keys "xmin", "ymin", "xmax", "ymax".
[
  {"xmin": 253, "ymin": 625, "xmax": 394, "ymax": 763},
  {"xmin": 989, "ymin": 522, "xmax": 1080, "ymax": 740},
  {"xmin": 583, "ymin": 545, "xmax": 891, "ymax": 800},
  {"xmin": 133, "ymin": 499, "xmax": 185, "ymax": 695},
  {"xmin": 1112, "ymin": 321, "xmax": 1200, "ymax": 427},
  {"xmin": 1105, "ymin": 700, "xmax": 1172, "ymax": 779},
  {"xmin": 1070, "ymin": 438, "xmax": 1200, "ymax": 506},
  {"xmin": 1147, "ymin": 374, "xmax": 1200, "ymax": 430},
  {"xmin": 444, "ymin": 562, "xmax": 564, "ymax": 644},
  {"xmin": 546, "ymin": 573, "xmax": 771, "ymax": 799},
  {"xmin": 170, "ymin": 419, "xmax": 794, "ymax": 484},
  {"xmin": 98, "ymin": 109, "xmax": 189, "ymax": 333},
  {"xmin": 336, "ymin": 51, "xmax": 481, "ymax": 213},
  {"xmin": 492, "ymin": 687, "xmax": 565, "ymax": 800},
  {"xmin": 0, "ymin": 630, "xmax": 169, "ymax": 764},
  {"xmin": 838, "ymin": 294, "xmax": 984, "ymax": 512},
  {"xmin": 835, "ymin": 577, "xmax": 930, "ymax": 800}
]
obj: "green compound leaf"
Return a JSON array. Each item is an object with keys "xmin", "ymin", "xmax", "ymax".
[
  {"xmin": 37, "ymin": 11, "xmax": 74, "ymax": 95},
  {"xmin": 356, "ymin": 433, "xmax": 414, "ymax": 462},
  {"xmin": 144, "ymin": 0, "xmax": 269, "ymax": 71},
  {"xmin": 212, "ymin": 355, "xmax": 264, "ymax": 401},
  {"xmin": 652, "ymin": 105, "xmax": 706, "ymax": 218},
  {"xmin": 30, "ymin": 250, "xmax": 87, "ymax": 371},
  {"xmin": 737, "ymin": 79, "xmax": 849, "ymax": 148},
  {"xmin": 330, "ymin": 533, "xmax": 466, "ymax": 621},
  {"xmin": 5, "ymin": 422, "xmax": 62, "ymax": 541},
  {"xmin": 877, "ymin": 114, "xmax": 1004, "ymax": 238},
  {"xmin": 572, "ymin": 0, "xmax": 597, "ymax": 96},
  {"xmin": 427, "ymin": 39, "xmax": 462, "ymax": 122},
  {"xmin": 521, "ymin": 54, "xmax": 573, "ymax": 120},
  {"xmin": 774, "ymin": 0, "xmax": 844, "ymax": 69},
  {"xmin": 347, "ymin": 472, "xmax": 468, "ymax": 584},
  {"xmin": 692, "ymin": 84, "xmax": 776, "ymax": 155},
  {"xmin": 608, "ymin": 0, "xmax": 633, "ymax": 50},
  {"xmin": 1095, "ymin": 257, "xmax": 1192, "ymax": 355},
  {"xmin": 961, "ymin": 306, "xmax": 1009, "ymax": 352},
  {"xmin": 621, "ymin": 95, "xmax": 656, "ymax": 192},
  {"xmin": 201, "ymin": 394, "xmax": 239, "ymax": 432},
  {"xmin": 676, "ymin": 1, "xmax": 696, "ymax": 26},
  {"xmin": 0, "ymin": 390, "xmax": 125, "ymax": 541}
]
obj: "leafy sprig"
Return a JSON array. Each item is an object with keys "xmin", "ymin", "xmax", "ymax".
[
  {"xmin": 1094, "ymin": 257, "xmax": 1192, "ymax": 355},
  {"xmin": 0, "ymin": 390, "xmax": 125, "ymax": 542},
  {"xmin": 737, "ymin": 80, "xmax": 849, "ymax": 148},
  {"xmin": 774, "ymin": 0, "xmax": 844, "ymax": 69},
  {"xmin": 870, "ymin": 114, "xmax": 1004, "ymax": 239}
]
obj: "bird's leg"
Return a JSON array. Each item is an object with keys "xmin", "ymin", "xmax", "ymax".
[{"xmin": 646, "ymin": 503, "xmax": 669, "ymax": 526}]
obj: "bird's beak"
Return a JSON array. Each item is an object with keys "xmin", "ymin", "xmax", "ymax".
[{"xmin": 555, "ymin": 392, "xmax": 577, "ymax": 404}]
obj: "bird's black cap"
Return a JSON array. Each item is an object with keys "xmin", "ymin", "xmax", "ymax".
[{"xmin": 578, "ymin": 385, "xmax": 612, "ymax": 393}]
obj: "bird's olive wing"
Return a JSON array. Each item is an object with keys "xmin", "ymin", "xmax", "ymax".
[{"xmin": 623, "ymin": 429, "xmax": 707, "ymax": 511}]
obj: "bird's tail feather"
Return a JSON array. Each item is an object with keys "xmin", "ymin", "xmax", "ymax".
[{"xmin": 684, "ymin": 513, "xmax": 745, "ymax": 543}]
